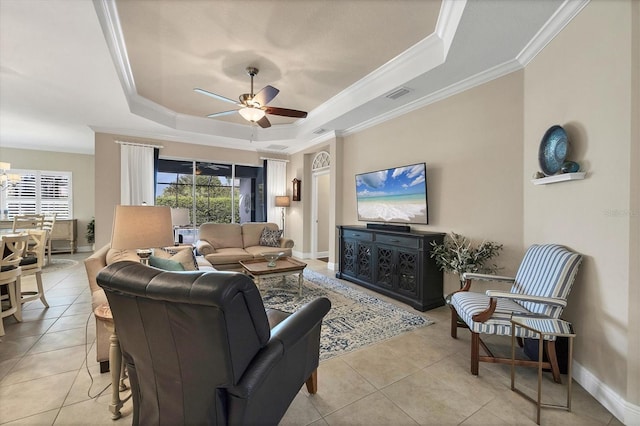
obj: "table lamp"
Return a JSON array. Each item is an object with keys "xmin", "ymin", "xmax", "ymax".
[
  {"xmin": 110, "ymin": 205, "xmax": 174, "ymax": 264},
  {"xmin": 170, "ymin": 207, "xmax": 191, "ymax": 244},
  {"xmin": 275, "ymin": 196, "xmax": 290, "ymax": 234}
]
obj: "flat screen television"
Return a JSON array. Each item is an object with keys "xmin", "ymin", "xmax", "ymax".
[{"xmin": 355, "ymin": 162, "xmax": 428, "ymax": 224}]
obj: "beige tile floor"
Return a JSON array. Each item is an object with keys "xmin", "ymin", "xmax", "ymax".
[{"xmin": 0, "ymin": 253, "xmax": 623, "ymax": 425}]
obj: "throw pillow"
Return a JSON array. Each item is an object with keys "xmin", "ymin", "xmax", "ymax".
[
  {"xmin": 156, "ymin": 247, "xmax": 199, "ymax": 271},
  {"xmin": 259, "ymin": 228, "xmax": 283, "ymax": 247},
  {"xmin": 149, "ymin": 255, "xmax": 185, "ymax": 271},
  {"xmin": 106, "ymin": 249, "xmax": 140, "ymax": 265}
]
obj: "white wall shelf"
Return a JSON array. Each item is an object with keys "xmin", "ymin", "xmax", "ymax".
[{"xmin": 531, "ymin": 172, "xmax": 586, "ymax": 185}]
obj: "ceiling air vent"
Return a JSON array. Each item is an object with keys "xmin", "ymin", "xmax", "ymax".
[
  {"xmin": 385, "ymin": 87, "xmax": 412, "ymax": 100},
  {"xmin": 313, "ymin": 128, "xmax": 329, "ymax": 135},
  {"xmin": 265, "ymin": 144, "xmax": 288, "ymax": 151}
]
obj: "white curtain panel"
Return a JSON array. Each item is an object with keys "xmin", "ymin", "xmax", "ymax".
[
  {"xmin": 120, "ymin": 144, "xmax": 155, "ymax": 206},
  {"xmin": 266, "ymin": 159, "xmax": 287, "ymax": 226}
]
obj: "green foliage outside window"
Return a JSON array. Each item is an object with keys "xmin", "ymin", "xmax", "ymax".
[{"xmin": 156, "ymin": 175, "xmax": 240, "ymax": 224}]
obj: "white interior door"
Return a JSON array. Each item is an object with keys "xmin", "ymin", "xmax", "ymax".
[{"xmin": 312, "ymin": 170, "xmax": 330, "ymax": 259}]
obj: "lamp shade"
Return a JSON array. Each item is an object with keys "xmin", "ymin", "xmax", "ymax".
[
  {"xmin": 275, "ymin": 196, "xmax": 290, "ymax": 207},
  {"xmin": 110, "ymin": 205, "xmax": 174, "ymax": 250},
  {"xmin": 170, "ymin": 207, "xmax": 190, "ymax": 227}
]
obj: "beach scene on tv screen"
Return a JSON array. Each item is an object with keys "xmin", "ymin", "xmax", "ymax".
[{"xmin": 356, "ymin": 163, "xmax": 428, "ymax": 224}]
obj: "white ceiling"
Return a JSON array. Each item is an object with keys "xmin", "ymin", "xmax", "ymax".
[{"xmin": 0, "ymin": 0, "xmax": 587, "ymax": 156}]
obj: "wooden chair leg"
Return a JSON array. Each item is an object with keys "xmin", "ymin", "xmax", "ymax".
[
  {"xmin": 305, "ymin": 369, "xmax": 318, "ymax": 394},
  {"xmin": 11, "ymin": 277, "xmax": 22, "ymax": 322},
  {"xmin": 450, "ymin": 306, "xmax": 458, "ymax": 338},
  {"xmin": 471, "ymin": 332, "xmax": 480, "ymax": 375},
  {"xmin": 35, "ymin": 272, "xmax": 49, "ymax": 308},
  {"xmin": 544, "ymin": 340, "xmax": 562, "ymax": 384}
]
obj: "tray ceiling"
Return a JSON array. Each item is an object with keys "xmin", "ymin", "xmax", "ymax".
[{"xmin": 0, "ymin": 0, "xmax": 587, "ymax": 154}]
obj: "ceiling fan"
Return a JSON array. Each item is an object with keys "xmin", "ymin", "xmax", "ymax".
[{"xmin": 194, "ymin": 67, "xmax": 307, "ymax": 129}]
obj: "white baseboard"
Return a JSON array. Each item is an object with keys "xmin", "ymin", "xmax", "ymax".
[
  {"xmin": 292, "ymin": 250, "xmax": 329, "ymax": 260},
  {"xmin": 573, "ymin": 361, "xmax": 640, "ymax": 425},
  {"xmin": 76, "ymin": 245, "xmax": 93, "ymax": 253}
]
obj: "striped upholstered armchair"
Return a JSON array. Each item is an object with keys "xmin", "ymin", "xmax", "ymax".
[{"xmin": 449, "ymin": 244, "xmax": 582, "ymax": 382}]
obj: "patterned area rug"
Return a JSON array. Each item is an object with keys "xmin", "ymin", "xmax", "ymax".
[
  {"xmin": 42, "ymin": 258, "xmax": 79, "ymax": 273},
  {"xmin": 260, "ymin": 269, "xmax": 434, "ymax": 361}
]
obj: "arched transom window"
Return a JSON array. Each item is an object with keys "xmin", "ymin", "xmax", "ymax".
[{"xmin": 312, "ymin": 151, "xmax": 331, "ymax": 171}]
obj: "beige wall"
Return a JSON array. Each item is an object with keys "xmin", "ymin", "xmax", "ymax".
[
  {"xmin": 0, "ymin": 147, "xmax": 95, "ymax": 249},
  {"xmin": 338, "ymin": 72, "xmax": 525, "ymax": 295},
  {"xmin": 93, "ymin": 133, "xmax": 277, "ymax": 248},
  {"xmin": 523, "ymin": 0, "xmax": 638, "ymax": 415}
]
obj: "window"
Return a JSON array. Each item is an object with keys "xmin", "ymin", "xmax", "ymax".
[
  {"xmin": 1, "ymin": 170, "xmax": 73, "ymax": 219},
  {"xmin": 155, "ymin": 159, "xmax": 265, "ymax": 226}
]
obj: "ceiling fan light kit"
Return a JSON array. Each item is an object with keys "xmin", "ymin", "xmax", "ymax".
[
  {"xmin": 195, "ymin": 66, "xmax": 307, "ymax": 129},
  {"xmin": 238, "ymin": 106, "xmax": 266, "ymax": 122}
]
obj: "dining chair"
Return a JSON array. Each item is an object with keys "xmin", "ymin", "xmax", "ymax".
[
  {"xmin": 17, "ymin": 229, "xmax": 49, "ymax": 308},
  {"xmin": 0, "ymin": 234, "xmax": 28, "ymax": 336},
  {"xmin": 42, "ymin": 213, "xmax": 57, "ymax": 265},
  {"xmin": 12, "ymin": 214, "xmax": 45, "ymax": 232}
]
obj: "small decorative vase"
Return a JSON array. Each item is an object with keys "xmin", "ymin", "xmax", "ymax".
[{"xmin": 263, "ymin": 252, "xmax": 284, "ymax": 267}]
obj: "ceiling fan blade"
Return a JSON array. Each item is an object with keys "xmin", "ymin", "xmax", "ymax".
[
  {"xmin": 252, "ymin": 85, "xmax": 279, "ymax": 107},
  {"xmin": 256, "ymin": 116, "xmax": 271, "ymax": 128},
  {"xmin": 264, "ymin": 107, "xmax": 308, "ymax": 118},
  {"xmin": 194, "ymin": 88, "xmax": 239, "ymax": 105},
  {"xmin": 207, "ymin": 110, "xmax": 238, "ymax": 118}
]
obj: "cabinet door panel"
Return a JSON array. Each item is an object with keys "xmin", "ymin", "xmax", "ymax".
[
  {"xmin": 342, "ymin": 239, "xmax": 357, "ymax": 276},
  {"xmin": 356, "ymin": 242, "xmax": 373, "ymax": 281},
  {"xmin": 396, "ymin": 250, "xmax": 419, "ymax": 298},
  {"xmin": 374, "ymin": 246, "xmax": 394, "ymax": 290}
]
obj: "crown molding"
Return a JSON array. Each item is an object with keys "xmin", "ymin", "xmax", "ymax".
[
  {"xmin": 93, "ymin": 0, "xmax": 135, "ymax": 99},
  {"xmin": 517, "ymin": 0, "xmax": 590, "ymax": 66},
  {"xmin": 436, "ymin": 0, "xmax": 467, "ymax": 54},
  {"xmin": 341, "ymin": 58, "xmax": 523, "ymax": 138}
]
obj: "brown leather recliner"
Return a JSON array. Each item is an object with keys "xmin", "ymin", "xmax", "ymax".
[{"xmin": 96, "ymin": 261, "xmax": 331, "ymax": 425}]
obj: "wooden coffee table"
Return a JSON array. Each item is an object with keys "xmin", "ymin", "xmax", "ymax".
[{"xmin": 240, "ymin": 257, "xmax": 307, "ymax": 296}]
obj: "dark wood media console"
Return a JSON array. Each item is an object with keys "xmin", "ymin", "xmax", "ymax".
[{"xmin": 336, "ymin": 225, "xmax": 445, "ymax": 311}]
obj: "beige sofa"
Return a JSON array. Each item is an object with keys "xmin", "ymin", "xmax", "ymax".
[
  {"xmin": 84, "ymin": 244, "xmax": 215, "ymax": 371},
  {"xmin": 196, "ymin": 222, "xmax": 294, "ymax": 270}
]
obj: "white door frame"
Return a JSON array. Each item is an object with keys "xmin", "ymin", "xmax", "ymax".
[{"xmin": 311, "ymin": 169, "xmax": 330, "ymax": 259}]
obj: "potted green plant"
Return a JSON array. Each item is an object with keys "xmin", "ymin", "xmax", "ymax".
[
  {"xmin": 86, "ymin": 217, "xmax": 95, "ymax": 248},
  {"xmin": 430, "ymin": 232, "xmax": 503, "ymax": 288}
]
